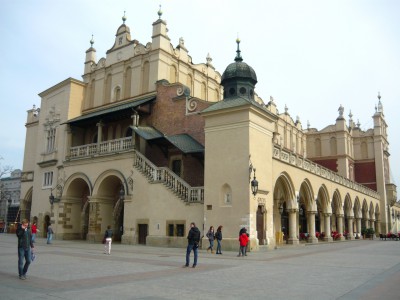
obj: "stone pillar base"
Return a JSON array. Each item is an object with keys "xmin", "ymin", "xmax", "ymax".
[
  {"xmin": 288, "ymin": 238, "xmax": 299, "ymax": 245},
  {"xmin": 339, "ymin": 236, "xmax": 346, "ymax": 241},
  {"xmin": 307, "ymin": 237, "xmax": 318, "ymax": 243},
  {"xmin": 323, "ymin": 237, "xmax": 333, "ymax": 242}
]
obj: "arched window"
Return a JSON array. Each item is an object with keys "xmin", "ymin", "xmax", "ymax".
[
  {"xmin": 201, "ymin": 82, "xmax": 207, "ymax": 100},
  {"xmin": 141, "ymin": 61, "xmax": 150, "ymax": 93},
  {"xmin": 124, "ymin": 67, "xmax": 132, "ymax": 98},
  {"xmin": 170, "ymin": 65, "xmax": 177, "ymax": 83},
  {"xmin": 186, "ymin": 74, "xmax": 193, "ymax": 96},
  {"xmin": 104, "ymin": 74, "xmax": 112, "ymax": 104},
  {"xmin": 330, "ymin": 137, "xmax": 337, "ymax": 155},
  {"xmin": 361, "ymin": 141, "xmax": 368, "ymax": 159},
  {"xmin": 315, "ymin": 138, "xmax": 321, "ymax": 157},
  {"xmin": 114, "ymin": 86, "xmax": 121, "ymax": 102}
]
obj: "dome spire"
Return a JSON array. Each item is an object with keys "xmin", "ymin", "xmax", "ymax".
[
  {"xmin": 90, "ymin": 34, "xmax": 94, "ymax": 47},
  {"xmin": 122, "ymin": 11, "xmax": 127, "ymax": 24},
  {"xmin": 158, "ymin": 4, "xmax": 162, "ymax": 19},
  {"xmin": 235, "ymin": 37, "xmax": 243, "ymax": 62}
]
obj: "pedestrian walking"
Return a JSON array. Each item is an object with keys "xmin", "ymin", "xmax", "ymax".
[
  {"xmin": 47, "ymin": 224, "xmax": 53, "ymax": 244},
  {"xmin": 215, "ymin": 225, "xmax": 223, "ymax": 254},
  {"xmin": 238, "ymin": 230, "xmax": 249, "ymax": 257},
  {"xmin": 206, "ymin": 226, "xmax": 215, "ymax": 253},
  {"xmin": 31, "ymin": 222, "xmax": 37, "ymax": 243},
  {"xmin": 104, "ymin": 225, "xmax": 113, "ymax": 255},
  {"xmin": 184, "ymin": 222, "xmax": 200, "ymax": 268},
  {"xmin": 16, "ymin": 219, "xmax": 34, "ymax": 280},
  {"xmin": 238, "ymin": 227, "xmax": 249, "ymax": 256}
]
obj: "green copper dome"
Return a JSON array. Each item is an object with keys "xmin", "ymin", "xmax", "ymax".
[{"xmin": 221, "ymin": 39, "xmax": 257, "ymax": 85}]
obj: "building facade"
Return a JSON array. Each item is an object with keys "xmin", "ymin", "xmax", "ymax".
[
  {"xmin": 20, "ymin": 11, "xmax": 399, "ymax": 250},
  {"xmin": 0, "ymin": 169, "xmax": 22, "ymax": 231}
]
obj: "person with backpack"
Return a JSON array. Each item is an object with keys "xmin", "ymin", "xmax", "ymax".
[
  {"xmin": 184, "ymin": 222, "xmax": 200, "ymax": 268},
  {"xmin": 215, "ymin": 225, "xmax": 223, "ymax": 254},
  {"xmin": 16, "ymin": 219, "xmax": 34, "ymax": 280}
]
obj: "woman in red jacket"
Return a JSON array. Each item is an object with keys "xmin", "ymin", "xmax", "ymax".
[{"xmin": 238, "ymin": 231, "xmax": 249, "ymax": 257}]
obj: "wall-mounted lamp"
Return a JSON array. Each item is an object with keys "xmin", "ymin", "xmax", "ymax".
[
  {"xmin": 119, "ymin": 185, "xmax": 125, "ymax": 200},
  {"xmin": 250, "ymin": 168, "xmax": 258, "ymax": 197},
  {"xmin": 49, "ymin": 185, "xmax": 62, "ymax": 205},
  {"xmin": 299, "ymin": 206, "xmax": 304, "ymax": 216}
]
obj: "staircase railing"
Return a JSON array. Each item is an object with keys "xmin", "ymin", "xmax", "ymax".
[{"xmin": 133, "ymin": 150, "xmax": 204, "ymax": 203}]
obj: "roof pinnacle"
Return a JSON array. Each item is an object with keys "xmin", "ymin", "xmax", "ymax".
[
  {"xmin": 235, "ymin": 35, "xmax": 243, "ymax": 62},
  {"xmin": 122, "ymin": 11, "xmax": 127, "ymax": 24}
]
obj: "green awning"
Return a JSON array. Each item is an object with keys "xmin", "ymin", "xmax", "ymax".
[
  {"xmin": 64, "ymin": 95, "xmax": 155, "ymax": 125},
  {"xmin": 132, "ymin": 126, "xmax": 204, "ymax": 154},
  {"xmin": 165, "ymin": 134, "xmax": 204, "ymax": 154},
  {"xmin": 132, "ymin": 126, "xmax": 164, "ymax": 140}
]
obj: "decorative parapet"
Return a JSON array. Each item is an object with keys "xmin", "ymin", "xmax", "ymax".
[
  {"xmin": 21, "ymin": 171, "xmax": 34, "ymax": 182},
  {"xmin": 133, "ymin": 150, "xmax": 204, "ymax": 203},
  {"xmin": 273, "ymin": 146, "xmax": 380, "ymax": 199}
]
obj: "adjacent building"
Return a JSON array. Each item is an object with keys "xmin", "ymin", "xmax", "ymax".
[{"xmin": 20, "ymin": 11, "xmax": 399, "ymax": 249}]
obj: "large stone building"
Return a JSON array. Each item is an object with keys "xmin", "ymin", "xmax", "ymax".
[
  {"xmin": 20, "ymin": 11, "xmax": 399, "ymax": 250},
  {"xmin": 0, "ymin": 169, "xmax": 22, "ymax": 231}
]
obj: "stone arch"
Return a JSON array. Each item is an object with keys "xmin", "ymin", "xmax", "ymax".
[
  {"xmin": 274, "ymin": 173, "xmax": 296, "ymax": 243},
  {"xmin": 316, "ymin": 185, "xmax": 330, "ymax": 213},
  {"xmin": 19, "ymin": 187, "xmax": 33, "ymax": 222},
  {"xmin": 331, "ymin": 190, "xmax": 342, "ymax": 232},
  {"xmin": 362, "ymin": 199, "xmax": 369, "ymax": 228},
  {"xmin": 299, "ymin": 179, "xmax": 315, "ymax": 211},
  {"xmin": 344, "ymin": 193, "xmax": 353, "ymax": 216},
  {"xmin": 63, "ymin": 173, "xmax": 92, "ymax": 240},
  {"xmin": 353, "ymin": 197, "xmax": 361, "ymax": 218},
  {"xmin": 89, "ymin": 170, "xmax": 127, "ymax": 242},
  {"xmin": 92, "ymin": 169, "xmax": 128, "ymax": 197}
]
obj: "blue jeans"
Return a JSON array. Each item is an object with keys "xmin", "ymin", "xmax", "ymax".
[
  {"xmin": 18, "ymin": 247, "xmax": 31, "ymax": 276},
  {"xmin": 216, "ymin": 240, "xmax": 222, "ymax": 253},
  {"xmin": 47, "ymin": 233, "xmax": 53, "ymax": 244},
  {"xmin": 208, "ymin": 239, "xmax": 214, "ymax": 250},
  {"xmin": 185, "ymin": 244, "xmax": 198, "ymax": 266},
  {"xmin": 32, "ymin": 233, "xmax": 36, "ymax": 243}
]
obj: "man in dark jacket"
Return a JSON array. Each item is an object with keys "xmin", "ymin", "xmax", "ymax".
[
  {"xmin": 184, "ymin": 222, "xmax": 200, "ymax": 268},
  {"xmin": 16, "ymin": 219, "xmax": 34, "ymax": 280}
]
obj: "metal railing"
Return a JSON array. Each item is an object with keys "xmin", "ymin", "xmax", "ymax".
[
  {"xmin": 133, "ymin": 150, "xmax": 204, "ymax": 203},
  {"xmin": 69, "ymin": 137, "xmax": 133, "ymax": 159}
]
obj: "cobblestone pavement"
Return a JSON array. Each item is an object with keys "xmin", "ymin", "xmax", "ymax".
[{"xmin": 1, "ymin": 234, "xmax": 399, "ymax": 300}]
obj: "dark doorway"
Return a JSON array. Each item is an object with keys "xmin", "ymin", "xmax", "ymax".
[
  {"xmin": 281, "ymin": 202, "xmax": 289, "ymax": 240},
  {"xmin": 256, "ymin": 205, "xmax": 265, "ymax": 245},
  {"xmin": 138, "ymin": 224, "xmax": 148, "ymax": 245}
]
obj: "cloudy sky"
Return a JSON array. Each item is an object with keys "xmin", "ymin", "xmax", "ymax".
[{"xmin": 1, "ymin": 0, "xmax": 399, "ymax": 188}]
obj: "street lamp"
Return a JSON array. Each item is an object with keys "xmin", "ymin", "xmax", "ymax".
[
  {"xmin": 250, "ymin": 168, "xmax": 258, "ymax": 197},
  {"xmin": 119, "ymin": 185, "xmax": 125, "ymax": 200}
]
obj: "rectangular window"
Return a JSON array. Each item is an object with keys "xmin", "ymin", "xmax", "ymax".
[
  {"xmin": 46, "ymin": 128, "xmax": 56, "ymax": 153},
  {"xmin": 166, "ymin": 221, "xmax": 185, "ymax": 237},
  {"xmin": 43, "ymin": 171, "xmax": 53, "ymax": 188},
  {"xmin": 168, "ymin": 224, "xmax": 174, "ymax": 237},
  {"xmin": 171, "ymin": 159, "xmax": 182, "ymax": 177}
]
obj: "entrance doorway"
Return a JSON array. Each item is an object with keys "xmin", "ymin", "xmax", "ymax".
[
  {"xmin": 256, "ymin": 205, "xmax": 265, "ymax": 245},
  {"xmin": 138, "ymin": 224, "xmax": 148, "ymax": 245}
]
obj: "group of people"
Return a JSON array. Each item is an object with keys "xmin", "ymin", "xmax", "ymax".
[{"xmin": 185, "ymin": 223, "xmax": 250, "ymax": 267}]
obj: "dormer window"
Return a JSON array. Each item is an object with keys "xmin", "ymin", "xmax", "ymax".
[{"xmin": 119, "ymin": 37, "xmax": 123, "ymax": 45}]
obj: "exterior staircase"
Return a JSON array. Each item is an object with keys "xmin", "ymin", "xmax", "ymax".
[{"xmin": 133, "ymin": 150, "xmax": 204, "ymax": 203}]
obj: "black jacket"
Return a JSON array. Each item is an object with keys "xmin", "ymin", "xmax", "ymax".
[
  {"xmin": 187, "ymin": 226, "xmax": 200, "ymax": 245},
  {"xmin": 215, "ymin": 230, "xmax": 222, "ymax": 241},
  {"xmin": 16, "ymin": 224, "xmax": 33, "ymax": 249}
]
